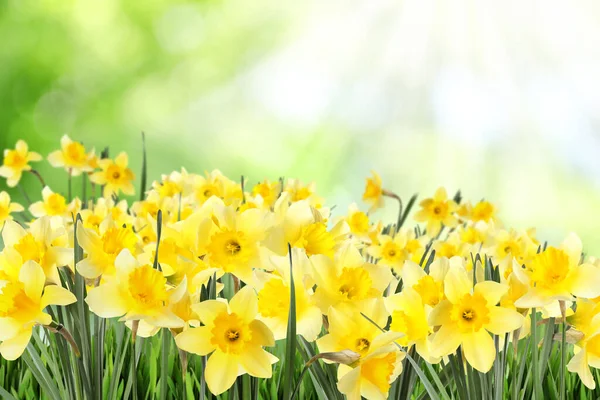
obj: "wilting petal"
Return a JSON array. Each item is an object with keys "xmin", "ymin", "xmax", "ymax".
[
  {"xmin": 175, "ymin": 327, "xmax": 215, "ymax": 356},
  {"xmin": 463, "ymin": 329, "xmax": 495, "ymax": 373},
  {"xmin": 229, "ymin": 286, "xmax": 258, "ymax": 323},
  {"xmin": 205, "ymin": 350, "xmax": 239, "ymax": 395},
  {"xmin": 569, "ymin": 264, "xmax": 600, "ymax": 299},
  {"xmin": 41, "ymin": 285, "xmax": 77, "ymax": 309},
  {"xmin": 0, "ymin": 329, "xmax": 32, "ymax": 361},
  {"xmin": 19, "ymin": 261, "xmax": 45, "ymax": 301},
  {"xmin": 486, "ymin": 306, "xmax": 524, "ymax": 335},
  {"xmin": 567, "ymin": 349, "xmax": 595, "ymax": 389},
  {"xmin": 239, "ymin": 346, "xmax": 275, "ymax": 378},
  {"xmin": 86, "ymin": 283, "xmax": 127, "ymax": 318}
]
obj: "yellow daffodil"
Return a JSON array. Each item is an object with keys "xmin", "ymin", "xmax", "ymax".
[
  {"xmin": 317, "ymin": 301, "xmax": 404, "ymax": 400},
  {"xmin": 400, "ymin": 258, "xmax": 450, "ymax": 308},
  {"xmin": 0, "ymin": 140, "xmax": 42, "ymax": 187},
  {"xmin": 1, "ymin": 218, "xmax": 71, "ymax": 285},
  {"xmin": 341, "ymin": 203, "xmax": 371, "ymax": 240},
  {"xmin": 367, "ymin": 233, "xmax": 408, "ymax": 273},
  {"xmin": 193, "ymin": 170, "xmax": 242, "ymax": 206},
  {"xmin": 513, "ymin": 233, "xmax": 600, "ymax": 308},
  {"xmin": 76, "ymin": 219, "xmax": 139, "ymax": 279},
  {"xmin": 284, "ymin": 178, "xmax": 323, "ymax": 207},
  {"xmin": 429, "ymin": 262, "xmax": 524, "ymax": 372},
  {"xmin": 0, "ymin": 191, "xmax": 24, "ymax": 226},
  {"xmin": 0, "ymin": 260, "xmax": 76, "ymax": 360},
  {"xmin": 86, "ymin": 249, "xmax": 183, "ymax": 328},
  {"xmin": 251, "ymin": 179, "xmax": 281, "ymax": 208},
  {"xmin": 311, "ymin": 244, "xmax": 392, "ymax": 314},
  {"xmin": 47, "ymin": 135, "xmax": 94, "ymax": 176},
  {"xmin": 254, "ymin": 248, "xmax": 322, "ymax": 341},
  {"xmin": 362, "ymin": 171, "xmax": 384, "ymax": 212},
  {"xmin": 29, "ymin": 186, "xmax": 68, "ymax": 219},
  {"xmin": 90, "ymin": 152, "xmax": 135, "ymax": 198},
  {"xmin": 175, "ymin": 286, "xmax": 278, "ymax": 395},
  {"xmin": 566, "ymin": 299, "xmax": 600, "ymax": 389},
  {"xmin": 414, "ymin": 187, "xmax": 458, "ymax": 236}
]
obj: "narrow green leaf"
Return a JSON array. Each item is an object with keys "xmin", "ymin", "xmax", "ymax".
[
  {"xmin": 160, "ymin": 329, "xmax": 170, "ymax": 400},
  {"xmin": 140, "ymin": 132, "xmax": 147, "ymax": 201},
  {"xmin": 283, "ymin": 244, "xmax": 297, "ymax": 400}
]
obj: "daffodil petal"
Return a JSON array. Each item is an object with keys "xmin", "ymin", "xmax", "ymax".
[
  {"xmin": 569, "ymin": 263, "xmax": 600, "ymax": 299},
  {"xmin": 567, "ymin": 349, "xmax": 595, "ymax": 389},
  {"xmin": 430, "ymin": 324, "xmax": 461, "ymax": 358},
  {"xmin": 205, "ymin": 350, "xmax": 239, "ymax": 396},
  {"xmin": 175, "ymin": 327, "xmax": 215, "ymax": 356},
  {"xmin": 41, "ymin": 285, "xmax": 77, "ymax": 309},
  {"xmin": 239, "ymin": 346, "xmax": 275, "ymax": 378},
  {"xmin": 463, "ymin": 329, "xmax": 495, "ymax": 373},
  {"xmin": 85, "ymin": 283, "xmax": 127, "ymax": 318},
  {"xmin": 337, "ymin": 365, "xmax": 362, "ymax": 400},
  {"xmin": 229, "ymin": 286, "xmax": 258, "ymax": 323},
  {"xmin": 444, "ymin": 265, "xmax": 471, "ymax": 304},
  {"xmin": 474, "ymin": 281, "xmax": 508, "ymax": 306},
  {"xmin": 486, "ymin": 306, "xmax": 524, "ymax": 335},
  {"xmin": 192, "ymin": 300, "xmax": 228, "ymax": 326},
  {"xmin": 0, "ymin": 317, "xmax": 21, "ymax": 341},
  {"xmin": 19, "ymin": 261, "xmax": 45, "ymax": 301},
  {"xmin": 0, "ymin": 329, "xmax": 32, "ymax": 361}
]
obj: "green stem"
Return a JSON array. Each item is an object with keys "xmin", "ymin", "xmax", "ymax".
[{"xmin": 531, "ymin": 308, "xmax": 542, "ymax": 399}]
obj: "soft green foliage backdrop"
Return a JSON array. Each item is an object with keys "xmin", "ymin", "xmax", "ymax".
[{"xmin": 1, "ymin": 0, "xmax": 599, "ymax": 253}]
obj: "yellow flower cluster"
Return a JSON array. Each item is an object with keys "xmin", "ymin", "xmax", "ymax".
[{"xmin": 1, "ymin": 138, "xmax": 600, "ymax": 398}]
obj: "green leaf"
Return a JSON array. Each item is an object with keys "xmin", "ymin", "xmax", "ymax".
[
  {"xmin": 160, "ymin": 328, "xmax": 170, "ymax": 400},
  {"xmin": 283, "ymin": 244, "xmax": 297, "ymax": 400},
  {"xmin": 140, "ymin": 132, "xmax": 147, "ymax": 201}
]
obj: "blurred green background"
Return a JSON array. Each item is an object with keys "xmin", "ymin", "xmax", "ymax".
[{"xmin": 1, "ymin": 0, "xmax": 599, "ymax": 254}]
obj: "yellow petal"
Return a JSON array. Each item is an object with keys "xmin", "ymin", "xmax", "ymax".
[
  {"xmin": 239, "ymin": 346, "xmax": 275, "ymax": 378},
  {"xmin": 400, "ymin": 260, "xmax": 426, "ymax": 287},
  {"xmin": 86, "ymin": 283, "xmax": 127, "ymax": 318},
  {"xmin": 115, "ymin": 152, "xmax": 129, "ymax": 168},
  {"xmin": 76, "ymin": 258, "xmax": 103, "ymax": 280},
  {"xmin": 486, "ymin": 306, "xmax": 524, "ymax": 335},
  {"xmin": 192, "ymin": 300, "xmax": 228, "ymax": 326},
  {"xmin": 560, "ymin": 232, "xmax": 583, "ymax": 267},
  {"xmin": 514, "ymin": 287, "xmax": 552, "ymax": 309},
  {"xmin": 444, "ymin": 265, "xmax": 471, "ymax": 304},
  {"xmin": 19, "ymin": 260, "xmax": 45, "ymax": 301},
  {"xmin": 2, "ymin": 220, "xmax": 27, "ymax": 248},
  {"xmin": 0, "ymin": 317, "xmax": 21, "ymax": 341},
  {"xmin": 249, "ymin": 320, "xmax": 275, "ymax": 347},
  {"xmin": 75, "ymin": 225, "xmax": 102, "ymax": 253},
  {"xmin": 430, "ymin": 324, "xmax": 462, "ymax": 358},
  {"xmin": 229, "ymin": 286, "xmax": 258, "ymax": 323},
  {"xmin": 337, "ymin": 365, "xmax": 362, "ymax": 400},
  {"xmin": 429, "ymin": 300, "xmax": 453, "ymax": 327},
  {"xmin": 567, "ymin": 349, "xmax": 595, "ymax": 389},
  {"xmin": 297, "ymin": 306, "xmax": 323, "ymax": 342},
  {"xmin": 463, "ymin": 329, "xmax": 495, "ymax": 373},
  {"xmin": 47, "ymin": 151, "xmax": 64, "ymax": 168},
  {"xmin": 0, "ymin": 329, "xmax": 32, "ymax": 360},
  {"xmin": 41, "ymin": 285, "xmax": 77, "ymax": 309},
  {"xmin": 474, "ymin": 281, "xmax": 508, "ymax": 306},
  {"xmin": 205, "ymin": 350, "xmax": 239, "ymax": 395},
  {"xmin": 175, "ymin": 327, "xmax": 215, "ymax": 356},
  {"xmin": 569, "ymin": 263, "xmax": 600, "ymax": 299}
]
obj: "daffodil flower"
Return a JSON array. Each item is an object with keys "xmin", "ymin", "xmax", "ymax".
[
  {"xmin": 0, "ymin": 260, "xmax": 76, "ymax": 360},
  {"xmin": 0, "ymin": 191, "xmax": 24, "ymax": 226},
  {"xmin": 513, "ymin": 233, "xmax": 600, "ymax": 308},
  {"xmin": 566, "ymin": 299, "xmax": 600, "ymax": 389},
  {"xmin": 0, "ymin": 140, "xmax": 42, "ymax": 187},
  {"xmin": 362, "ymin": 171, "xmax": 384, "ymax": 212},
  {"xmin": 175, "ymin": 286, "xmax": 278, "ymax": 395},
  {"xmin": 414, "ymin": 187, "xmax": 458, "ymax": 236},
  {"xmin": 85, "ymin": 249, "xmax": 183, "ymax": 328},
  {"xmin": 90, "ymin": 152, "xmax": 136, "ymax": 198},
  {"xmin": 429, "ymin": 262, "xmax": 524, "ymax": 372},
  {"xmin": 47, "ymin": 134, "xmax": 94, "ymax": 176},
  {"xmin": 29, "ymin": 186, "xmax": 69, "ymax": 219}
]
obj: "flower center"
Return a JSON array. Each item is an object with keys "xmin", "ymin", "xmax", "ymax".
[
  {"xmin": 4, "ymin": 151, "xmax": 27, "ymax": 169},
  {"xmin": 14, "ymin": 234, "xmax": 44, "ymax": 264},
  {"xmin": 127, "ymin": 265, "xmax": 169, "ymax": 311},
  {"xmin": 226, "ymin": 330, "xmax": 240, "ymax": 341},
  {"xmin": 355, "ymin": 338, "xmax": 370, "ymax": 352},
  {"xmin": 337, "ymin": 267, "xmax": 372, "ymax": 301},
  {"xmin": 226, "ymin": 240, "xmax": 241, "ymax": 255}
]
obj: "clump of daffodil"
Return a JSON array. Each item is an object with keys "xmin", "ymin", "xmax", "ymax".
[
  {"xmin": 1, "ymin": 218, "xmax": 71, "ymax": 286},
  {"xmin": 429, "ymin": 262, "xmax": 525, "ymax": 372},
  {"xmin": 0, "ymin": 260, "xmax": 76, "ymax": 360},
  {"xmin": 47, "ymin": 134, "xmax": 94, "ymax": 176},
  {"xmin": 76, "ymin": 218, "xmax": 140, "ymax": 279},
  {"xmin": 175, "ymin": 286, "xmax": 278, "ymax": 395},
  {"xmin": 90, "ymin": 152, "xmax": 135, "ymax": 198},
  {"xmin": 311, "ymin": 243, "xmax": 392, "ymax": 314},
  {"xmin": 317, "ymin": 300, "xmax": 405, "ymax": 400},
  {"xmin": 86, "ymin": 249, "xmax": 183, "ymax": 328},
  {"xmin": 414, "ymin": 187, "xmax": 458, "ymax": 236},
  {"xmin": 0, "ymin": 140, "xmax": 42, "ymax": 187},
  {"xmin": 513, "ymin": 233, "xmax": 600, "ymax": 309},
  {"xmin": 0, "ymin": 191, "xmax": 24, "ymax": 226},
  {"xmin": 254, "ymin": 248, "xmax": 322, "ymax": 341}
]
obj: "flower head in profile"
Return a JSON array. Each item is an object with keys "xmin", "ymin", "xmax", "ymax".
[
  {"xmin": 429, "ymin": 263, "xmax": 524, "ymax": 372},
  {"xmin": 85, "ymin": 249, "xmax": 183, "ymax": 328},
  {"xmin": 175, "ymin": 286, "xmax": 278, "ymax": 395},
  {"xmin": 362, "ymin": 171, "xmax": 384, "ymax": 212},
  {"xmin": 0, "ymin": 192, "xmax": 24, "ymax": 227},
  {"xmin": 47, "ymin": 135, "xmax": 94, "ymax": 176},
  {"xmin": 414, "ymin": 187, "xmax": 458, "ymax": 236},
  {"xmin": 90, "ymin": 152, "xmax": 135, "ymax": 198},
  {"xmin": 0, "ymin": 261, "xmax": 76, "ymax": 360},
  {"xmin": 0, "ymin": 140, "xmax": 42, "ymax": 187}
]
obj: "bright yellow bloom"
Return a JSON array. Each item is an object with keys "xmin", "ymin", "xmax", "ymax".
[
  {"xmin": 0, "ymin": 260, "xmax": 76, "ymax": 360},
  {"xmin": 317, "ymin": 301, "xmax": 404, "ymax": 400},
  {"xmin": 86, "ymin": 249, "xmax": 183, "ymax": 327},
  {"xmin": 311, "ymin": 244, "xmax": 392, "ymax": 314},
  {"xmin": 254, "ymin": 248, "xmax": 322, "ymax": 341},
  {"xmin": 429, "ymin": 263, "xmax": 524, "ymax": 372},
  {"xmin": 284, "ymin": 178, "xmax": 323, "ymax": 206},
  {"xmin": 401, "ymin": 258, "xmax": 450, "ymax": 307},
  {"xmin": 414, "ymin": 187, "xmax": 458, "ymax": 236},
  {"xmin": 566, "ymin": 299, "xmax": 600, "ymax": 389},
  {"xmin": 47, "ymin": 135, "xmax": 94, "ymax": 176},
  {"xmin": 386, "ymin": 287, "xmax": 439, "ymax": 363},
  {"xmin": 79, "ymin": 198, "xmax": 132, "ymax": 232},
  {"xmin": 0, "ymin": 140, "xmax": 42, "ymax": 187},
  {"xmin": 1, "ymin": 218, "xmax": 71, "ymax": 286},
  {"xmin": 362, "ymin": 171, "xmax": 384, "ymax": 212},
  {"xmin": 343, "ymin": 203, "xmax": 371, "ymax": 239},
  {"xmin": 251, "ymin": 179, "xmax": 280, "ymax": 208},
  {"xmin": 367, "ymin": 233, "xmax": 408, "ymax": 273},
  {"xmin": 76, "ymin": 219, "xmax": 139, "ymax": 279},
  {"xmin": 513, "ymin": 233, "xmax": 600, "ymax": 308},
  {"xmin": 90, "ymin": 152, "xmax": 135, "ymax": 198},
  {"xmin": 175, "ymin": 286, "xmax": 278, "ymax": 395},
  {"xmin": 29, "ymin": 186, "xmax": 68, "ymax": 219},
  {"xmin": 193, "ymin": 170, "xmax": 242, "ymax": 206},
  {"xmin": 432, "ymin": 231, "xmax": 469, "ymax": 259},
  {"xmin": 0, "ymin": 192, "xmax": 24, "ymax": 226}
]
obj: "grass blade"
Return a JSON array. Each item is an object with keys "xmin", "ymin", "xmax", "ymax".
[{"xmin": 283, "ymin": 244, "xmax": 297, "ymax": 400}]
